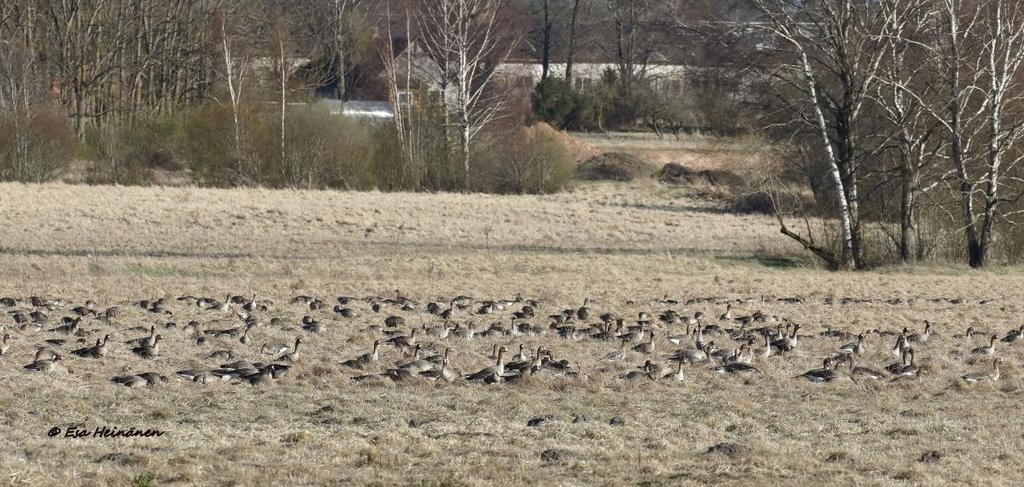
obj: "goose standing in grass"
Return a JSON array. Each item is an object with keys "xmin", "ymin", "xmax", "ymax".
[
  {"xmin": 0, "ymin": 333, "xmax": 9, "ymax": 356},
  {"xmin": 847, "ymin": 355, "xmax": 887, "ymax": 380},
  {"xmin": 24, "ymin": 355, "xmax": 61, "ymax": 372},
  {"xmin": 718, "ymin": 304, "xmax": 733, "ymax": 321},
  {"xmin": 601, "ymin": 338, "xmax": 630, "ymax": 362},
  {"xmin": 262, "ymin": 336, "xmax": 300, "ymax": 356},
  {"xmin": 631, "ymin": 330, "xmax": 656, "ymax": 354},
  {"xmin": 839, "ymin": 333, "xmax": 866, "ymax": 355},
  {"xmin": 277, "ymin": 337, "xmax": 302, "ymax": 362},
  {"xmin": 341, "ymin": 340, "xmax": 380, "ymax": 369},
  {"xmin": 386, "ymin": 329, "xmax": 418, "ymax": 351},
  {"xmin": 796, "ymin": 358, "xmax": 840, "ymax": 382},
  {"xmin": 971, "ymin": 334, "xmax": 998, "ymax": 356},
  {"xmin": 621, "ymin": 360, "xmax": 657, "ymax": 380},
  {"xmin": 420, "ymin": 357, "xmax": 459, "ymax": 382},
  {"xmin": 132, "ymin": 335, "xmax": 162, "ymax": 358},
  {"xmin": 466, "ymin": 346, "xmax": 506, "ymax": 382},
  {"xmin": 1001, "ymin": 325, "xmax": 1024, "ymax": 344},
  {"xmin": 771, "ymin": 324, "xmax": 800, "ymax": 353},
  {"xmin": 907, "ymin": 321, "xmax": 933, "ymax": 343},
  {"xmin": 962, "ymin": 359, "xmax": 1000, "ymax": 383},
  {"xmin": 73, "ymin": 335, "xmax": 109, "ymax": 359},
  {"xmin": 893, "ymin": 348, "xmax": 921, "ymax": 377},
  {"xmin": 663, "ymin": 360, "xmax": 684, "ymax": 382},
  {"xmin": 714, "ymin": 358, "xmax": 759, "ymax": 375}
]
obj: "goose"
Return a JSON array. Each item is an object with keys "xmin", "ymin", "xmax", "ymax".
[
  {"xmin": 240, "ymin": 323, "xmax": 253, "ymax": 344},
  {"xmin": 672, "ymin": 342, "xmax": 716, "ymax": 364},
  {"xmin": 112, "ymin": 374, "xmax": 149, "ymax": 388},
  {"xmin": 277, "ymin": 337, "xmax": 302, "ymax": 362},
  {"xmin": 893, "ymin": 348, "xmax": 921, "ymax": 377},
  {"xmin": 242, "ymin": 294, "xmax": 258, "ymax": 312},
  {"xmin": 73, "ymin": 335, "xmax": 109, "ymax": 358},
  {"xmin": 397, "ymin": 345, "xmax": 437, "ymax": 373},
  {"xmin": 663, "ymin": 360, "xmax": 684, "ymax": 382},
  {"xmin": 1001, "ymin": 325, "xmax": 1024, "ymax": 344},
  {"xmin": 847, "ymin": 355, "xmax": 887, "ymax": 380},
  {"xmin": 714, "ymin": 361, "xmax": 760, "ymax": 375},
  {"xmin": 24, "ymin": 355, "xmax": 61, "ymax": 372},
  {"xmin": 262, "ymin": 337, "xmax": 300, "ymax": 356},
  {"xmin": 125, "ymin": 325, "xmax": 157, "ymax": 347},
  {"xmin": 420, "ymin": 356, "xmax": 460, "ymax": 382},
  {"xmin": 719, "ymin": 303, "xmax": 733, "ymax": 321},
  {"xmin": 34, "ymin": 347, "xmax": 58, "ymax": 361},
  {"xmin": 620, "ymin": 360, "xmax": 656, "ymax": 380},
  {"xmin": 387, "ymin": 329, "xmax": 418, "ymax": 350},
  {"xmin": 511, "ymin": 343, "xmax": 527, "ymax": 362},
  {"xmin": 771, "ymin": 324, "xmax": 800, "ymax": 352},
  {"xmin": 466, "ymin": 346, "xmax": 506, "ymax": 382},
  {"xmin": 962, "ymin": 358, "xmax": 1000, "ymax": 383},
  {"xmin": 340, "ymin": 340, "xmax": 380, "ymax": 369},
  {"xmin": 132, "ymin": 335, "xmax": 162, "ymax": 358},
  {"xmin": 907, "ymin": 321, "xmax": 932, "ymax": 343},
  {"xmin": 631, "ymin": 330, "xmax": 656, "ymax": 354},
  {"xmin": 0, "ymin": 333, "xmax": 9, "ymax": 356},
  {"xmin": 970, "ymin": 335, "xmax": 998, "ymax": 356},
  {"xmin": 890, "ymin": 333, "xmax": 908, "ymax": 358},
  {"xmin": 601, "ymin": 338, "xmax": 630, "ymax": 362},
  {"xmin": 694, "ymin": 324, "xmax": 707, "ymax": 350},
  {"xmin": 576, "ymin": 298, "xmax": 590, "ymax": 321},
  {"xmin": 796, "ymin": 358, "xmax": 840, "ymax": 382},
  {"xmin": 838, "ymin": 333, "xmax": 866, "ymax": 355}
]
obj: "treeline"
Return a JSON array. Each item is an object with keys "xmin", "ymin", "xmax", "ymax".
[
  {"xmin": 739, "ymin": 0, "xmax": 1024, "ymax": 269},
  {"xmin": 0, "ymin": 0, "xmax": 574, "ymax": 193}
]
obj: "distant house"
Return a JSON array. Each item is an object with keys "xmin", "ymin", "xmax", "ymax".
[{"xmin": 315, "ymin": 99, "xmax": 394, "ymax": 120}]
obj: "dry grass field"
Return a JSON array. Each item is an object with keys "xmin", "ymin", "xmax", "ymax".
[{"xmin": 2, "ymin": 180, "xmax": 1024, "ymax": 486}]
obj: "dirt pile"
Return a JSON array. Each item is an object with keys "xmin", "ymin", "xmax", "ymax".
[
  {"xmin": 656, "ymin": 162, "xmax": 745, "ymax": 187},
  {"xmin": 575, "ymin": 152, "xmax": 653, "ymax": 181}
]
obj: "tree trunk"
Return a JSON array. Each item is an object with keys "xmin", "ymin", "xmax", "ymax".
[
  {"xmin": 565, "ymin": 0, "xmax": 581, "ymax": 84},
  {"xmin": 541, "ymin": 0, "xmax": 551, "ymax": 81}
]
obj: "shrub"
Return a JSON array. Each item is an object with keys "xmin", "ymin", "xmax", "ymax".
[
  {"xmin": 531, "ymin": 77, "xmax": 575, "ymax": 128},
  {"xmin": 0, "ymin": 105, "xmax": 74, "ymax": 183},
  {"xmin": 478, "ymin": 124, "xmax": 575, "ymax": 194},
  {"xmin": 83, "ymin": 115, "xmax": 182, "ymax": 185}
]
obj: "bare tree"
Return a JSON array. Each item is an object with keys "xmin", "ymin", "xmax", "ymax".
[
  {"xmin": 751, "ymin": 0, "xmax": 892, "ymax": 270},
  {"xmin": 604, "ymin": 0, "xmax": 661, "ymax": 99},
  {"xmin": 418, "ymin": 0, "xmax": 522, "ymax": 188},
  {"xmin": 0, "ymin": 40, "xmax": 67, "ymax": 182},
  {"xmin": 214, "ymin": 2, "xmax": 260, "ymax": 183},
  {"xmin": 874, "ymin": 0, "xmax": 942, "ymax": 263},
  {"xmin": 565, "ymin": 0, "xmax": 588, "ymax": 85},
  {"xmin": 381, "ymin": 0, "xmax": 421, "ymax": 189},
  {"xmin": 909, "ymin": 0, "xmax": 1024, "ymax": 267}
]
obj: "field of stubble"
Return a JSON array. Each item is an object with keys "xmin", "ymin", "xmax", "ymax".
[{"xmin": 1, "ymin": 180, "xmax": 1023, "ymax": 486}]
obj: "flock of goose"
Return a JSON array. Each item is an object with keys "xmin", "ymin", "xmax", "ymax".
[{"xmin": 0, "ymin": 293, "xmax": 1013, "ymax": 387}]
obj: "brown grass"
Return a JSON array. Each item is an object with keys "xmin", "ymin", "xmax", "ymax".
[{"xmin": 1, "ymin": 181, "xmax": 1023, "ymax": 486}]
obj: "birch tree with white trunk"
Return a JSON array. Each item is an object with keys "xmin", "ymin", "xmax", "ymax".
[
  {"xmin": 751, "ymin": 0, "xmax": 892, "ymax": 270},
  {"xmin": 418, "ymin": 0, "xmax": 521, "ymax": 189}
]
